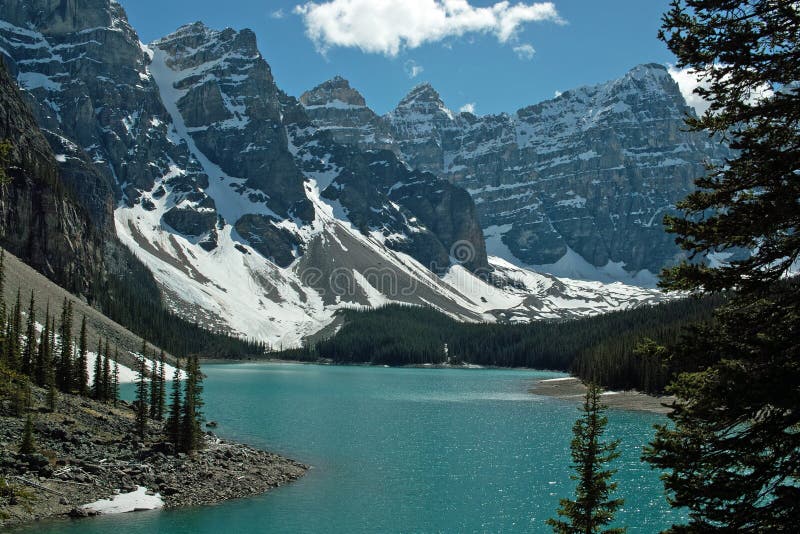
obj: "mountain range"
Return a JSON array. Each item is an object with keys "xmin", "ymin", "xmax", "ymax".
[{"xmin": 0, "ymin": 0, "xmax": 729, "ymax": 346}]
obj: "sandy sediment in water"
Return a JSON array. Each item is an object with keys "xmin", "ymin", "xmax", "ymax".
[{"xmin": 530, "ymin": 377, "xmax": 675, "ymax": 415}]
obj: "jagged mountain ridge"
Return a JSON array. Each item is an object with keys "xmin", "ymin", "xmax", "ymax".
[
  {"xmin": 300, "ymin": 65, "xmax": 733, "ymax": 280},
  {"xmin": 0, "ymin": 1, "xmax": 664, "ymax": 346}
]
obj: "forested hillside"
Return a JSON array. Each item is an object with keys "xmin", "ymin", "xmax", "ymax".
[{"xmin": 277, "ymin": 296, "xmax": 723, "ymax": 393}]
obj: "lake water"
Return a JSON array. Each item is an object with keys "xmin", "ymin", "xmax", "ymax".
[{"xmin": 22, "ymin": 363, "xmax": 680, "ymax": 533}]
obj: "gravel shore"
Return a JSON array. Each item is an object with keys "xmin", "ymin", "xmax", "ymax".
[
  {"xmin": 530, "ymin": 376, "xmax": 675, "ymax": 414},
  {"xmin": 0, "ymin": 388, "xmax": 307, "ymax": 529}
]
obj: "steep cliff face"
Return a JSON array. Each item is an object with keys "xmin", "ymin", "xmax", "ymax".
[
  {"xmin": 0, "ymin": 61, "xmax": 103, "ymax": 293},
  {"xmin": 301, "ymin": 66, "xmax": 732, "ymax": 279},
  {"xmin": 447, "ymin": 64, "xmax": 726, "ymax": 276}
]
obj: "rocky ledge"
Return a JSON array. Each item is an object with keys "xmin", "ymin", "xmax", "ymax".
[{"xmin": 0, "ymin": 389, "xmax": 307, "ymax": 528}]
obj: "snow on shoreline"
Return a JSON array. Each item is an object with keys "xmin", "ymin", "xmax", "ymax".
[{"xmin": 81, "ymin": 486, "xmax": 164, "ymax": 514}]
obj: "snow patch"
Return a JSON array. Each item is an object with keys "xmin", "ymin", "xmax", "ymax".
[{"xmin": 82, "ymin": 486, "xmax": 163, "ymax": 514}]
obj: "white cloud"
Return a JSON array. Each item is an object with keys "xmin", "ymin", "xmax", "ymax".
[
  {"xmin": 513, "ymin": 43, "xmax": 535, "ymax": 60},
  {"xmin": 554, "ymin": 90, "xmax": 562, "ymax": 98},
  {"xmin": 404, "ymin": 59, "xmax": 425, "ymax": 79},
  {"xmin": 294, "ymin": 0, "xmax": 564, "ymax": 57},
  {"xmin": 668, "ymin": 66, "xmax": 711, "ymax": 116},
  {"xmin": 459, "ymin": 102, "xmax": 476, "ymax": 114},
  {"xmin": 271, "ymin": 8, "xmax": 286, "ymax": 19}
]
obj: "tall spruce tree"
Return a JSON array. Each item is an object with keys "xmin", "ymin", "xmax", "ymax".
[
  {"xmin": 166, "ymin": 359, "xmax": 182, "ymax": 447},
  {"xmin": 19, "ymin": 415, "xmax": 36, "ymax": 455},
  {"xmin": 149, "ymin": 357, "xmax": 160, "ymax": 419},
  {"xmin": 56, "ymin": 299, "xmax": 73, "ymax": 392},
  {"xmin": 76, "ymin": 315, "xmax": 88, "ymax": 395},
  {"xmin": 92, "ymin": 338, "xmax": 103, "ymax": 400},
  {"xmin": 34, "ymin": 304, "xmax": 50, "ymax": 387},
  {"xmin": 658, "ymin": 0, "xmax": 800, "ymax": 294},
  {"xmin": 134, "ymin": 345, "xmax": 149, "ymax": 440},
  {"xmin": 156, "ymin": 350, "xmax": 166, "ymax": 420},
  {"xmin": 21, "ymin": 291, "xmax": 35, "ymax": 378},
  {"xmin": 5, "ymin": 289, "xmax": 21, "ymax": 371},
  {"xmin": 112, "ymin": 353, "xmax": 120, "ymax": 407},
  {"xmin": 547, "ymin": 383, "xmax": 624, "ymax": 534},
  {"xmin": 180, "ymin": 358, "xmax": 198, "ymax": 453},
  {"xmin": 643, "ymin": 2, "xmax": 800, "ymax": 531},
  {"xmin": 48, "ymin": 315, "xmax": 55, "ymax": 374},
  {"xmin": 101, "ymin": 338, "xmax": 111, "ymax": 401}
]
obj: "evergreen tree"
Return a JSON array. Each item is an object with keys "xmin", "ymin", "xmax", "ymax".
[
  {"xmin": 5, "ymin": 289, "xmax": 21, "ymax": 371},
  {"xmin": 101, "ymin": 338, "xmax": 111, "ymax": 401},
  {"xmin": 56, "ymin": 299, "xmax": 73, "ymax": 392},
  {"xmin": 658, "ymin": 0, "xmax": 800, "ymax": 294},
  {"xmin": 2, "ymin": 318, "xmax": 11, "ymax": 369},
  {"xmin": 166, "ymin": 359, "xmax": 182, "ymax": 447},
  {"xmin": 643, "ymin": 3, "xmax": 800, "ymax": 531},
  {"xmin": 48, "ymin": 315, "xmax": 55, "ymax": 374},
  {"xmin": 149, "ymin": 357, "xmax": 160, "ymax": 419},
  {"xmin": 21, "ymin": 291, "xmax": 35, "ymax": 378},
  {"xmin": 156, "ymin": 350, "xmax": 166, "ymax": 420},
  {"xmin": 112, "ymin": 354, "xmax": 120, "ymax": 407},
  {"xmin": 92, "ymin": 338, "xmax": 103, "ymax": 400},
  {"xmin": 134, "ymin": 347, "xmax": 149, "ymax": 440},
  {"xmin": 76, "ymin": 315, "xmax": 88, "ymax": 396},
  {"xmin": 180, "ymin": 357, "xmax": 198, "ymax": 453},
  {"xmin": 34, "ymin": 304, "xmax": 50, "ymax": 387},
  {"xmin": 184, "ymin": 356, "xmax": 205, "ymax": 452},
  {"xmin": 547, "ymin": 383, "xmax": 624, "ymax": 534},
  {"xmin": 19, "ymin": 415, "xmax": 36, "ymax": 455}
]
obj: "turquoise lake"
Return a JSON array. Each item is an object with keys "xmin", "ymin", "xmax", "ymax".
[{"xmin": 21, "ymin": 363, "xmax": 681, "ymax": 533}]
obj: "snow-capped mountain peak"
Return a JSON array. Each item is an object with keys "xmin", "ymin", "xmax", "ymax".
[
  {"xmin": 0, "ymin": 0, "xmax": 668, "ymax": 348},
  {"xmin": 300, "ymin": 76, "xmax": 368, "ymax": 109}
]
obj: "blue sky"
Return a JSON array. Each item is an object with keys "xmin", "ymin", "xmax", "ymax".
[{"xmin": 119, "ymin": 0, "xmax": 679, "ymax": 116}]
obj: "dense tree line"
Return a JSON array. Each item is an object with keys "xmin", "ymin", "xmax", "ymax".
[{"xmin": 275, "ymin": 295, "xmax": 723, "ymax": 393}]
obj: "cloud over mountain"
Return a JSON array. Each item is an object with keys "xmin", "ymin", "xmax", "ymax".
[{"xmin": 295, "ymin": 0, "xmax": 563, "ymax": 56}]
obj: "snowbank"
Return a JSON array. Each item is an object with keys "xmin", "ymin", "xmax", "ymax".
[{"xmin": 82, "ymin": 486, "xmax": 164, "ymax": 514}]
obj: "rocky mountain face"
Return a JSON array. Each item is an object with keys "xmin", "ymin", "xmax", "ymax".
[
  {"xmin": 0, "ymin": 0, "xmax": 664, "ymax": 346},
  {"xmin": 301, "ymin": 65, "xmax": 732, "ymax": 278},
  {"xmin": 0, "ymin": 0, "xmax": 201, "ymax": 305},
  {"xmin": 0, "ymin": 61, "xmax": 103, "ymax": 294},
  {"xmin": 145, "ymin": 21, "xmax": 488, "ymax": 271},
  {"xmin": 299, "ymin": 76, "xmax": 395, "ymax": 152}
]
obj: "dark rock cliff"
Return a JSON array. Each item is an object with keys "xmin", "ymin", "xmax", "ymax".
[{"xmin": 0, "ymin": 60, "xmax": 103, "ymax": 293}]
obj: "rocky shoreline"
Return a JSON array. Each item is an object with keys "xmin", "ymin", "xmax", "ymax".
[{"xmin": 0, "ymin": 390, "xmax": 307, "ymax": 529}]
